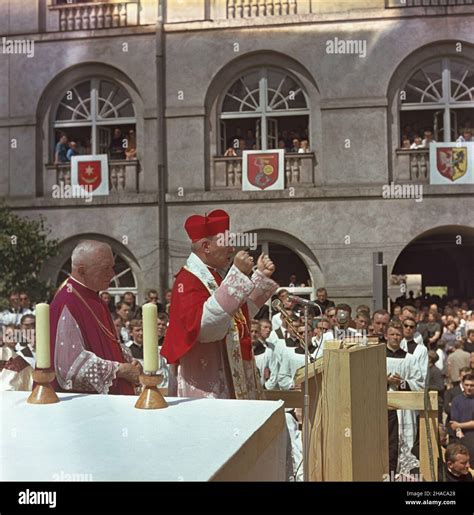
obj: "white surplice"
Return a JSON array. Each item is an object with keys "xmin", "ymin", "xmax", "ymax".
[
  {"xmin": 0, "ymin": 345, "xmax": 35, "ymax": 391},
  {"xmin": 400, "ymin": 338, "xmax": 428, "ymax": 382},
  {"xmin": 399, "ymin": 338, "xmax": 428, "ymax": 475},
  {"xmin": 387, "ymin": 351, "xmax": 424, "ymax": 474},
  {"xmin": 263, "ymin": 334, "xmax": 306, "ymax": 481}
]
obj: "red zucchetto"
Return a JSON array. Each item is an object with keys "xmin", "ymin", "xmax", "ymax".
[{"xmin": 184, "ymin": 209, "xmax": 230, "ymax": 242}]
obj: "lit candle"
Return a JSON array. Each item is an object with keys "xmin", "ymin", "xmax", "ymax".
[
  {"xmin": 142, "ymin": 302, "xmax": 158, "ymax": 373},
  {"xmin": 35, "ymin": 303, "xmax": 50, "ymax": 369}
]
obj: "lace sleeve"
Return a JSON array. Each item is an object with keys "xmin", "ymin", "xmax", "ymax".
[
  {"xmin": 55, "ymin": 306, "xmax": 120, "ymax": 394},
  {"xmin": 199, "ymin": 265, "xmax": 254, "ymax": 343},
  {"xmin": 247, "ymin": 270, "xmax": 278, "ymax": 318},
  {"xmin": 214, "ymin": 264, "xmax": 254, "ymax": 314}
]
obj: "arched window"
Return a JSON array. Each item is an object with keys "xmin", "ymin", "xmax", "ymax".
[
  {"xmin": 219, "ymin": 68, "xmax": 310, "ymax": 154},
  {"xmin": 400, "ymin": 58, "xmax": 474, "ymax": 144},
  {"xmin": 53, "ymin": 78, "xmax": 136, "ymax": 161},
  {"xmin": 250, "ymin": 242, "xmax": 311, "ymax": 287},
  {"xmin": 56, "ymin": 252, "xmax": 137, "ymax": 303}
]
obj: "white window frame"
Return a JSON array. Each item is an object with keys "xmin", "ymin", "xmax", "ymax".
[
  {"xmin": 400, "ymin": 57, "xmax": 474, "ymax": 142},
  {"xmin": 53, "ymin": 78, "xmax": 136, "ymax": 156},
  {"xmin": 219, "ymin": 69, "xmax": 310, "ymax": 151}
]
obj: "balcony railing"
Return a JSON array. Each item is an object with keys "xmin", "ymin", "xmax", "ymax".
[
  {"xmin": 226, "ymin": 0, "xmax": 298, "ymax": 18},
  {"xmin": 49, "ymin": 1, "xmax": 139, "ymax": 31},
  {"xmin": 44, "ymin": 160, "xmax": 139, "ymax": 197},
  {"xmin": 386, "ymin": 0, "xmax": 473, "ymax": 7},
  {"xmin": 394, "ymin": 148, "xmax": 430, "ymax": 183},
  {"xmin": 212, "ymin": 153, "xmax": 315, "ymax": 189}
]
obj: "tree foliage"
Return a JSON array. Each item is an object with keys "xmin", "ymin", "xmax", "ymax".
[{"xmin": 0, "ymin": 205, "xmax": 59, "ymax": 308}]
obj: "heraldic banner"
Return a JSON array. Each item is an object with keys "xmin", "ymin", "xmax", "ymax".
[
  {"xmin": 429, "ymin": 142, "xmax": 474, "ymax": 185},
  {"xmin": 242, "ymin": 150, "xmax": 285, "ymax": 191},
  {"xmin": 71, "ymin": 154, "xmax": 110, "ymax": 196}
]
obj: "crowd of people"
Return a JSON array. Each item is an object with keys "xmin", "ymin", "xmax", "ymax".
[
  {"xmin": 223, "ymin": 127, "xmax": 311, "ymax": 156},
  {"xmin": 250, "ymin": 287, "xmax": 474, "ymax": 482},
  {"xmin": 0, "ymin": 288, "xmax": 172, "ymax": 391},
  {"xmin": 400, "ymin": 124, "xmax": 473, "ymax": 150},
  {"xmin": 53, "ymin": 127, "xmax": 137, "ymax": 165},
  {"xmin": 223, "ymin": 122, "xmax": 474, "ymax": 156},
  {"xmin": 2, "ymin": 283, "xmax": 473, "ymax": 481}
]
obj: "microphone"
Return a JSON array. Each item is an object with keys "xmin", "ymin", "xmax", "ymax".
[
  {"xmin": 287, "ymin": 295, "xmax": 322, "ymax": 315},
  {"xmin": 271, "ymin": 299, "xmax": 283, "ymax": 310},
  {"xmin": 336, "ymin": 309, "xmax": 354, "ymax": 331},
  {"xmin": 336, "ymin": 310, "xmax": 349, "ymax": 325}
]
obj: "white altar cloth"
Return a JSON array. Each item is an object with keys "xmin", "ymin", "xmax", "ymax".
[{"xmin": 0, "ymin": 392, "xmax": 286, "ymax": 481}]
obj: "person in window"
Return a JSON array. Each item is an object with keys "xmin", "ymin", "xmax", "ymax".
[
  {"xmin": 125, "ymin": 129, "xmax": 137, "ymax": 160},
  {"xmin": 298, "ymin": 139, "xmax": 310, "ymax": 153},
  {"xmin": 280, "ymin": 130, "xmax": 291, "ymax": 150},
  {"xmin": 84, "ymin": 137, "xmax": 92, "ymax": 154},
  {"xmin": 402, "ymin": 124, "xmax": 414, "ymax": 141},
  {"xmin": 232, "ymin": 127, "xmax": 242, "ymax": 141},
  {"xmin": 422, "ymin": 129, "xmax": 436, "ymax": 147},
  {"xmin": 410, "ymin": 135, "xmax": 423, "ymax": 149},
  {"xmin": 401, "ymin": 137, "xmax": 411, "ymax": 149},
  {"xmin": 288, "ymin": 274, "xmax": 297, "ymax": 287},
  {"xmin": 109, "ymin": 128, "xmax": 125, "ymax": 160},
  {"xmin": 235, "ymin": 139, "xmax": 246, "ymax": 157},
  {"xmin": 54, "ymin": 134, "xmax": 69, "ymax": 165},
  {"xmin": 66, "ymin": 141, "xmax": 79, "ymax": 162},
  {"xmin": 224, "ymin": 146, "xmax": 237, "ymax": 157},
  {"xmin": 290, "ymin": 138, "xmax": 300, "ymax": 153},
  {"xmin": 456, "ymin": 128, "xmax": 473, "ymax": 143},
  {"xmin": 245, "ymin": 129, "xmax": 256, "ymax": 150},
  {"xmin": 76, "ymin": 140, "xmax": 86, "ymax": 155},
  {"xmin": 277, "ymin": 139, "xmax": 286, "ymax": 151}
]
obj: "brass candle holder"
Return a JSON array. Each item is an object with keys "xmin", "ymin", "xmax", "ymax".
[
  {"xmin": 27, "ymin": 369, "xmax": 60, "ymax": 405},
  {"xmin": 134, "ymin": 372, "xmax": 168, "ymax": 410}
]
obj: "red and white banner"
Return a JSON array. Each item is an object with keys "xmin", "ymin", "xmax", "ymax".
[
  {"xmin": 242, "ymin": 150, "xmax": 284, "ymax": 191},
  {"xmin": 71, "ymin": 155, "xmax": 109, "ymax": 195}
]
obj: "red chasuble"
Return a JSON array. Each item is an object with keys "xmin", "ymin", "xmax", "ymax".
[
  {"xmin": 161, "ymin": 267, "xmax": 252, "ymax": 364},
  {"xmin": 49, "ymin": 277, "xmax": 134, "ymax": 395}
]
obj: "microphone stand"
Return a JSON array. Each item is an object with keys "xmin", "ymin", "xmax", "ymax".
[{"xmin": 303, "ymin": 304, "xmax": 310, "ymax": 482}]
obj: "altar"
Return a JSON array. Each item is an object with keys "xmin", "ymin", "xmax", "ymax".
[{"xmin": 1, "ymin": 392, "xmax": 287, "ymax": 481}]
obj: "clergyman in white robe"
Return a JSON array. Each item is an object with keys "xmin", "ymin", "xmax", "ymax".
[{"xmin": 386, "ymin": 348, "xmax": 424, "ymax": 474}]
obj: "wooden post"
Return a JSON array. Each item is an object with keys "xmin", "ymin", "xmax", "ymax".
[
  {"xmin": 388, "ymin": 391, "xmax": 439, "ymax": 481},
  {"xmin": 419, "ymin": 409, "xmax": 439, "ymax": 482}
]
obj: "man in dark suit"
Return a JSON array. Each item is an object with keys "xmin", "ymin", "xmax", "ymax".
[{"xmin": 445, "ymin": 367, "xmax": 471, "ymax": 420}]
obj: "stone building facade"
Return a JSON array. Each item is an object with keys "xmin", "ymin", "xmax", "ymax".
[{"xmin": 1, "ymin": 0, "xmax": 473, "ymax": 307}]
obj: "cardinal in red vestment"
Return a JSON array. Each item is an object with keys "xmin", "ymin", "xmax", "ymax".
[
  {"xmin": 161, "ymin": 209, "xmax": 278, "ymax": 399},
  {"xmin": 49, "ymin": 241, "xmax": 141, "ymax": 395}
]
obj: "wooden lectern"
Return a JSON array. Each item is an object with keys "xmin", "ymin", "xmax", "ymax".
[
  {"xmin": 264, "ymin": 339, "xmax": 439, "ymax": 481},
  {"xmin": 266, "ymin": 340, "xmax": 388, "ymax": 480},
  {"xmin": 300, "ymin": 342, "xmax": 388, "ymax": 481}
]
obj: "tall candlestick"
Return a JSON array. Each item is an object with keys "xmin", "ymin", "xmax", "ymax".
[
  {"xmin": 142, "ymin": 303, "xmax": 158, "ymax": 373},
  {"xmin": 35, "ymin": 303, "xmax": 50, "ymax": 369}
]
